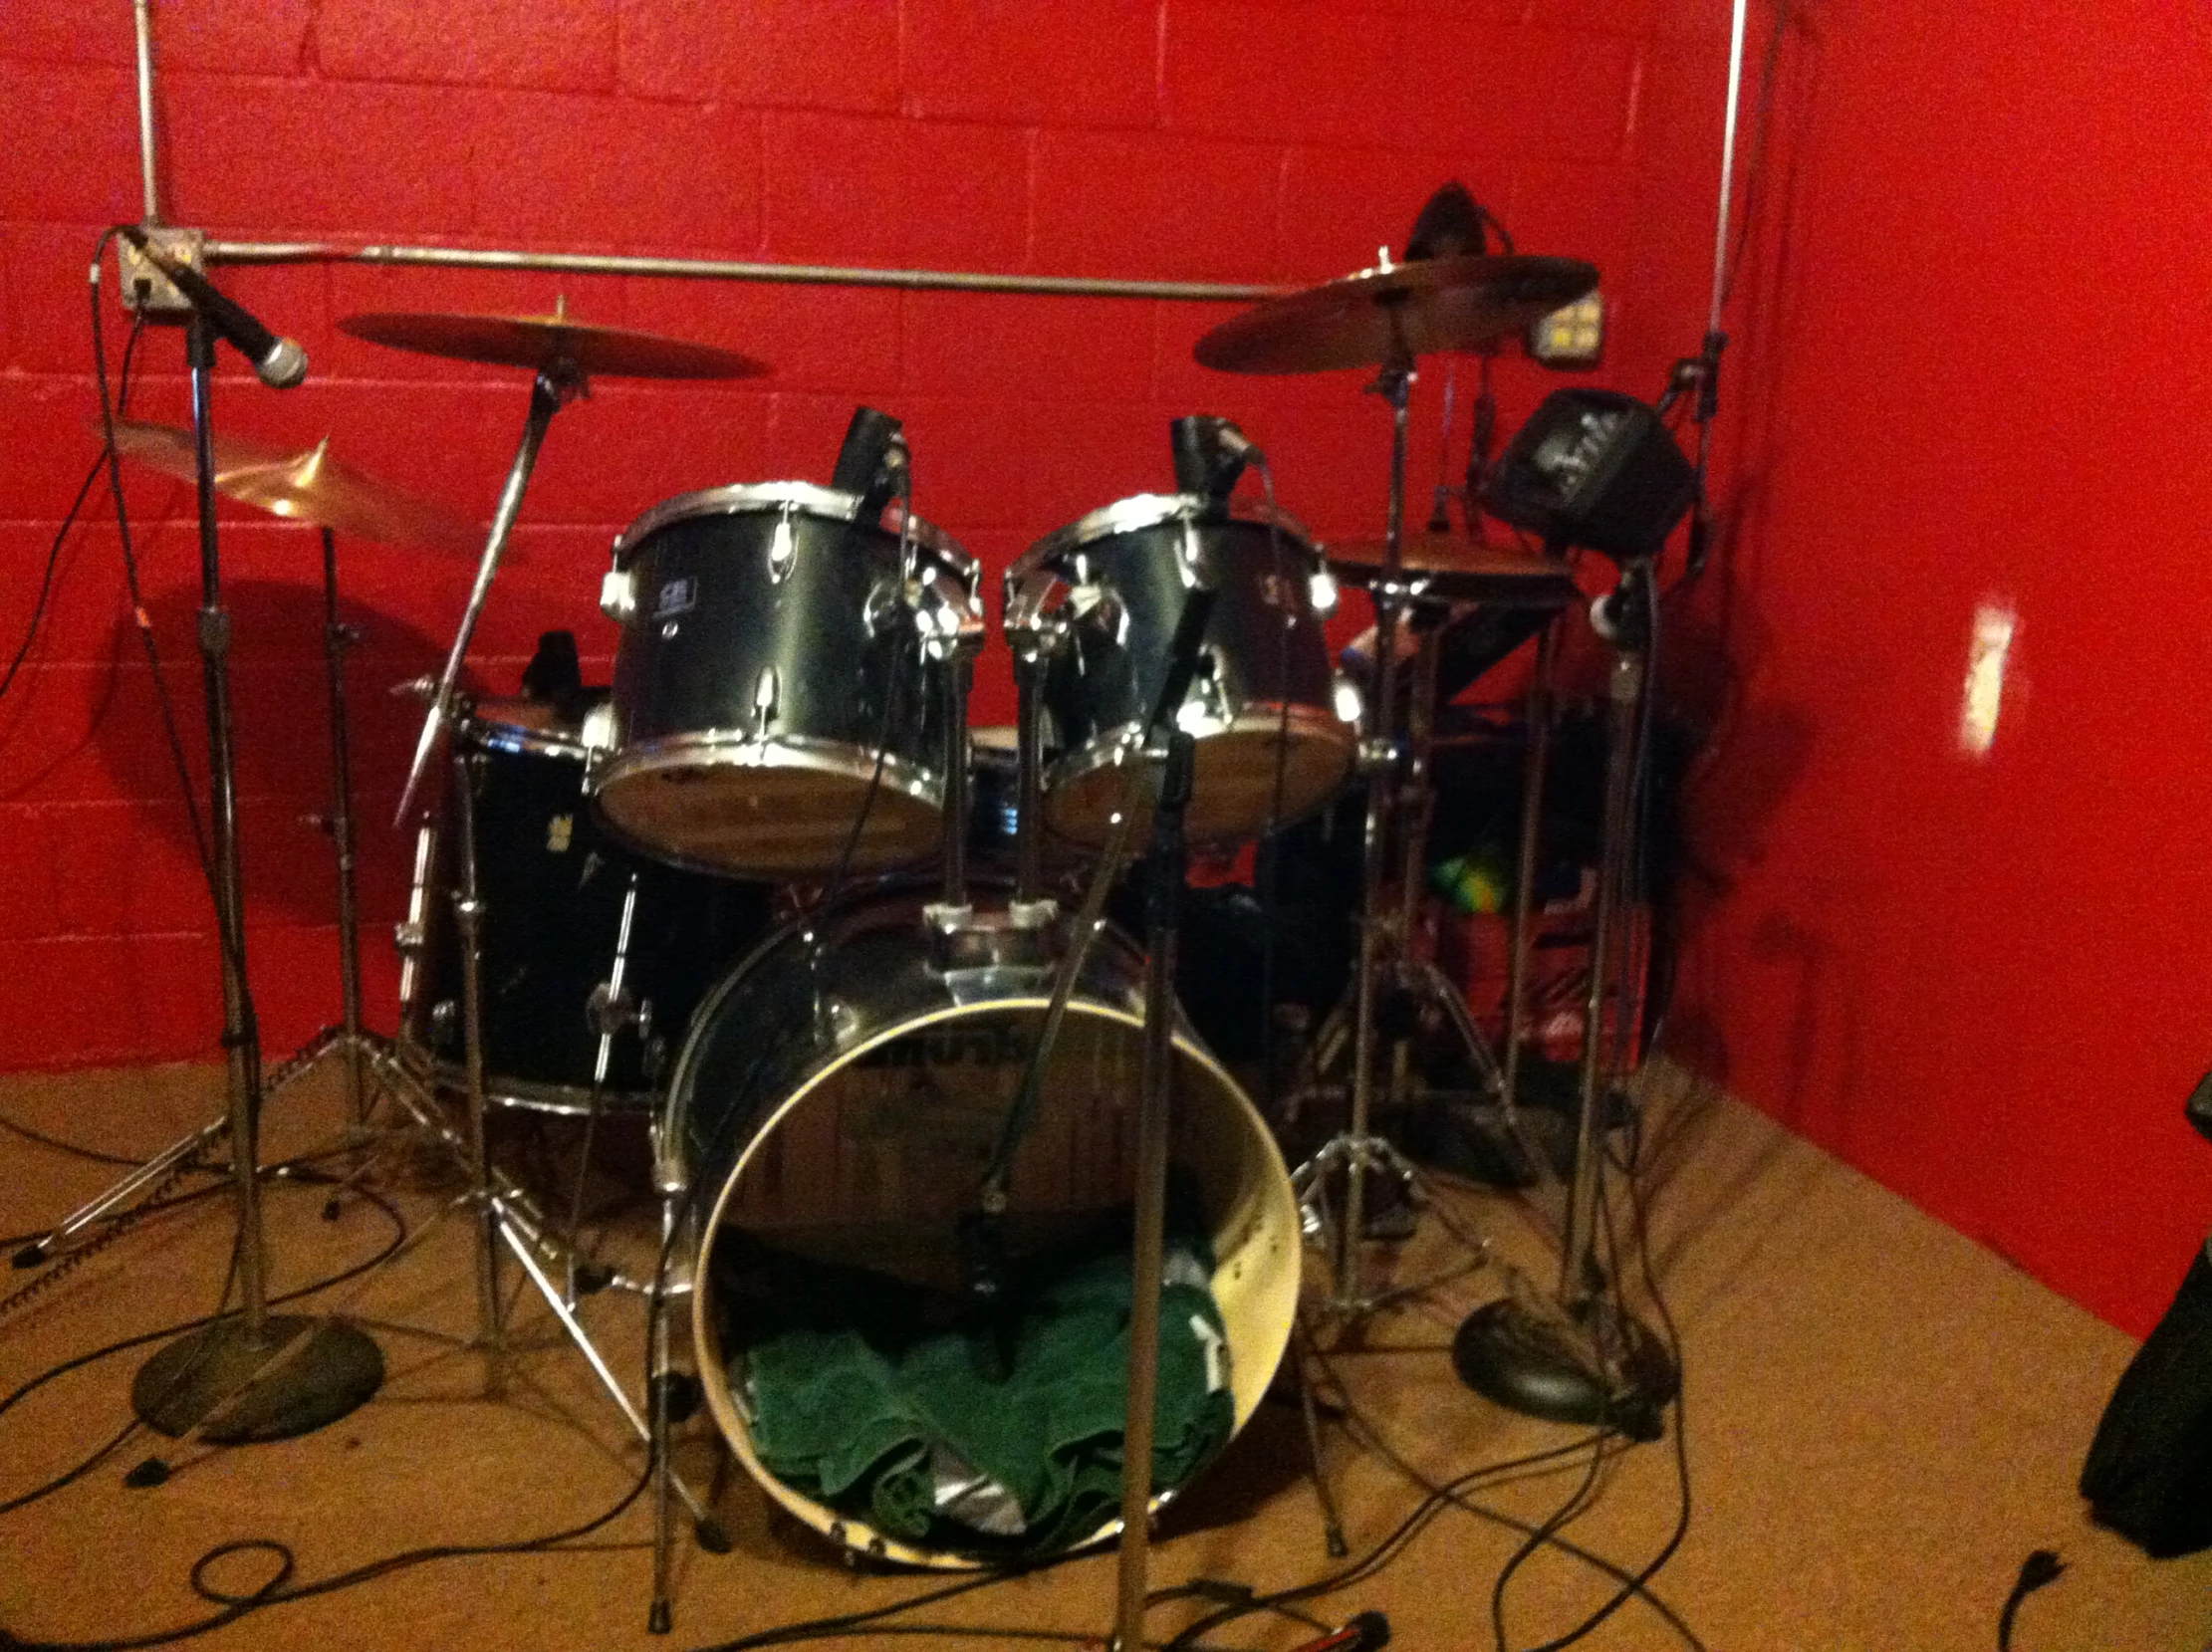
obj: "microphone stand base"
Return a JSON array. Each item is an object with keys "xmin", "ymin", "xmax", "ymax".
[
  {"xmin": 1451, "ymin": 1295, "xmax": 1675, "ymax": 1442},
  {"xmin": 132, "ymin": 1314, "xmax": 383, "ymax": 1443}
]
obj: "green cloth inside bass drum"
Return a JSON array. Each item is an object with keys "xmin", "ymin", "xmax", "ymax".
[{"xmin": 719, "ymin": 1188, "xmax": 1235, "ymax": 1560}]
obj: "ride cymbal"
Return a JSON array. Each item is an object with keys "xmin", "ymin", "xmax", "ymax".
[
  {"xmin": 104, "ymin": 418, "xmax": 480, "ymax": 554},
  {"xmin": 1194, "ymin": 255, "xmax": 1598, "ymax": 375},
  {"xmin": 338, "ymin": 311, "xmax": 770, "ymax": 380}
]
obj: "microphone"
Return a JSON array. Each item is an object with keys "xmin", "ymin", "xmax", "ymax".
[
  {"xmin": 118, "ymin": 226, "xmax": 309, "ymax": 389},
  {"xmin": 1169, "ymin": 414, "xmax": 1260, "ymax": 502}
]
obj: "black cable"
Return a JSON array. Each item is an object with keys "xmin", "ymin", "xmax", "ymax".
[
  {"xmin": 0, "ymin": 1456, "xmax": 653, "ymax": 1652},
  {"xmin": 1996, "ymin": 1549, "xmax": 2064, "ymax": 1652},
  {"xmin": 1157, "ymin": 1433, "xmax": 1615, "ymax": 1651},
  {"xmin": 0, "ymin": 320, "xmax": 141, "ymax": 714},
  {"xmin": 89, "ymin": 230, "xmax": 248, "ymax": 1029},
  {"xmin": 0, "ymin": 1108, "xmax": 193, "ymax": 1171}
]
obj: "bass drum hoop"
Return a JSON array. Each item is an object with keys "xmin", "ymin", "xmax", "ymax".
[{"xmin": 676, "ymin": 926, "xmax": 1303, "ymax": 1571}]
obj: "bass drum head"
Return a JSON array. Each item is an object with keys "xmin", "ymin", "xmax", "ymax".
[
  {"xmin": 1043, "ymin": 707, "xmax": 1354, "ymax": 847},
  {"xmin": 677, "ymin": 908, "xmax": 1302, "ymax": 1568}
]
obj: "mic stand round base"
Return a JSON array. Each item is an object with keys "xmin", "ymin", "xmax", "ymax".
[
  {"xmin": 1450, "ymin": 1293, "xmax": 1675, "ymax": 1442},
  {"xmin": 132, "ymin": 1312, "xmax": 383, "ymax": 1444}
]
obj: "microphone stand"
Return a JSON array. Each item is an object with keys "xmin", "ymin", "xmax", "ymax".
[
  {"xmin": 1449, "ymin": 558, "xmax": 1675, "ymax": 1439},
  {"xmin": 1109, "ymin": 716, "xmax": 1196, "ymax": 1652},
  {"xmin": 129, "ymin": 311, "xmax": 382, "ymax": 1444}
]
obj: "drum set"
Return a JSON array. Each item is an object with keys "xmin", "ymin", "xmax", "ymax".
[{"xmin": 35, "ymin": 246, "xmax": 1604, "ymax": 1633}]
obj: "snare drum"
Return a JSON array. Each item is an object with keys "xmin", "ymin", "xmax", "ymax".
[
  {"xmin": 591, "ymin": 484, "xmax": 978, "ymax": 879},
  {"xmin": 1008, "ymin": 494, "xmax": 1354, "ymax": 845},
  {"xmin": 410, "ymin": 698, "xmax": 772, "ymax": 1113}
]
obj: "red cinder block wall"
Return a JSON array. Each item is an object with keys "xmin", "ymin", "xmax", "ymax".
[
  {"xmin": 1639, "ymin": 0, "xmax": 2212, "ymax": 1335},
  {"xmin": 0, "ymin": 4, "xmax": 1689, "ymax": 1068}
]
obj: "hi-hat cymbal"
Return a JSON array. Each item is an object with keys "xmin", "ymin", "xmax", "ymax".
[
  {"xmin": 104, "ymin": 418, "xmax": 480, "ymax": 554},
  {"xmin": 1328, "ymin": 534, "xmax": 1579, "ymax": 609},
  {"xmin": 339, "ymin": 310, "xmax": 770, "ymax": 380},
  {"xmin": 1195, "ymin": 255, "xmax": 1599, "ymax": 375}
]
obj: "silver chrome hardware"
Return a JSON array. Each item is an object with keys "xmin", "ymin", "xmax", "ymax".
[
  {"xmin": 579, "ymin": 700, "xmax": 617, "ymax": 754},
  {"xmin": 750, "ymin": 666, "xmax": 779, "ymax": 738},
  {"xmin": 600, "ymin": 568, "xmax": 636, "ymax": 622},
  {"xmin": 767, "ymin": 507, "xmax": 798, "ymax": 583},
  {"xmin": 1310, "ymin": 568, "xmax": 1341, "ymax": 617}
]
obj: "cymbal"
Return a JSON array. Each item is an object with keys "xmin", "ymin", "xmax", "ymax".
[
  {"xmin": 339, "ymin": 310, "xmax": 770, "ymax": 380},
  {"xmin": 1328, "ymin": 534, "xmax": 1579, "ymax": 609},
  {"xmin": 1194, "ymin": 255, "xmax": 1598, "ymax": 375},
  {"xmin": 105, "ymin": 419, "xmax": 480, "ymax": 555}
]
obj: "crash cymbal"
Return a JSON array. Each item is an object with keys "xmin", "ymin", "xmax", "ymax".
[
  {"xmin": 105, "ymin": 419, "xmax": 480, "ymax": 555},
  {"xmin": 1195, "ymin": 254, "xmax": 1598, "ymax": 375},
  {"xmin": 1328, "ymin": 534, "xmax": 1579, "ymax": 608},
  {"xmin": 338, "ymin": 310, "xmax": 769, "ymax": 380}
]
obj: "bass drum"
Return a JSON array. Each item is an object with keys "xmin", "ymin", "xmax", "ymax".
[{"xmin": 673, "ymin": 893, "xmax": 1302, "ymax": 1567}]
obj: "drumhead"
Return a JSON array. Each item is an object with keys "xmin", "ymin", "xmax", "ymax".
[
  {"xmin": 1010, "ymin": 492, "xmax": 1315, "ymax": 583},
  {"xmin": 676, "ymin": 899, "xmax": 1302, "ymax": 1568},
  {"xmin": 614, "ymin": 480, "xmax": 973, "ymax": 579}
]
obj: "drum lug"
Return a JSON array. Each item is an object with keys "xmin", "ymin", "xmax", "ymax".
[
  {"xmin": 750, "ymin": 666, "xmax": 779, "ymax": 738},
  {"xmin": 599, "ymin": 568, "xmax": 636, "ymax": 623},
  {"xmin": 767, "ymin": 507, "xmax": 798, "ymax": 584}
]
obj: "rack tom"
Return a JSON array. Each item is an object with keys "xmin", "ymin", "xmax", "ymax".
[
  {"xmin": 593, "ymin": 483, "xmax": 978, "ymax": 878},
  {"xmin": 1007, "ymin": 494, "xmax": 1354, "ymax": 845}
]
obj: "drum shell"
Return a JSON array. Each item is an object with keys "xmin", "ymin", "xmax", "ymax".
[
  {"xmin": 1013, "ymin": 496, "xmax": 1353, "ymax": 845},
  {"xmin": 674, "ymin": 894, "xmax": 1303, "ymax": 1567},
  {"xmin": 418, "ymin": 702, "xmax": 772, "ymax": 1112},
  {"xmin": 594, "ymin": 485, "xmax": 971, "ymax": 877}
]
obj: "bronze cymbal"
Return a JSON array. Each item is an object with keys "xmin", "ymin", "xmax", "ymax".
[
  {"xmin": 105, "ymin": 418, "xmax": 480, "ymax": 554},
  {"xmin": 338, "ymin": 310, "xmax": 770, "ymax": 380},
  {"xmin": 1194, "ymin": 254, "xmax": 1599, "ymax": 375},
  {"xmin": 1328, "ymin": 534, "xmax": 1579, "ymax": 609}
]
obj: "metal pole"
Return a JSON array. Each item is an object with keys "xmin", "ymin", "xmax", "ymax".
[
  {"xmin": 201, "ymin": 239, "xmax": 1276, "ymax": 304},
  {"xmin": 1560, "ymin": 613, "xmax": 1645, "ymax": 1306},
  {"xmin": 319, "ymin": 528, "xmax": 369, "ymax": 1130},
  {"xmin": 190, "ymin": 314, "xmax": 268, "ymax": 1336},
  {"xmin": 394, "ymin": 367, "xmax": 571, "ymax": 826},
  {"xmin": 1338, "ymin": 360, "xmax": 1412, "ymax": 1304},
  {"xmin": 131, "ymin": 0, "xmax": 158, "ymax": 224},
  {"xmin": 1112, "ymin": 730, "xmax": 1192, "ymax": 1652},
  {"xmin": 1709, "ymin": 0, "xmax": 1753, "ymax": 337},
  {"xmin": 1500, "ymin": 619, "xmax": 1561, "ymax": 1118},
  {"xmin": 450, "ymin": 745, "xmax": 506, "ymax": 1392}
]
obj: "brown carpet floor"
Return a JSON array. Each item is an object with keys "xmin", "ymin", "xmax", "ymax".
[{"xmin": 0, "ymin": 1057, "xmax": 2205, "ymax": 1652}]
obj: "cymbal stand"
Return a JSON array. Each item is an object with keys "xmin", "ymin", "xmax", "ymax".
[
  {"xmin": 394, "ymin": 361, "xmax": 583, "ymax": 827},
  {"xmin": 15, "ymin": 531, "xmax": 439, "ymax": 1262},
  {"xmin": 1291, "ymin": 347, "xmax": 1493, "ymax": 1321},
  {"xmin": 368, "ymin": 747, "xmax": 727, "ymax": 1538}
]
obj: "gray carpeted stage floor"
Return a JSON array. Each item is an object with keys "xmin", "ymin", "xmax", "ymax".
[{"xmin": 0, "ymin": 1058, "xmax": 2204, "ymax": 1651}]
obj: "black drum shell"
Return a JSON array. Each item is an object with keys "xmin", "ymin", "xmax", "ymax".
[
  {"xmin": 1012, "ymin": 496, "xmax": 1354, "ymax": 845},
  {"xmin": 594, "ymin": 485, "xmax": 972, "ymax": 877},
  {"xmin": 418, "ymin": 702, "xmax": 772, "ymax": 1111}
]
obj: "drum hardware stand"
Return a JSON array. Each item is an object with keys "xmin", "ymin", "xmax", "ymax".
[
  {"xmin": 127, "ymin": 309, "xmax": 384, "ymax": 1443},
  {"xmin": 394, "ymin": 355, "xmax": 586, "ymax": 827},
  {"xmin": 1451, "ymin": 560, "xmax": 1677, "ymax": 1438},
  {"xmin": 1286, "ymin": 342, "xmax": 1497, "ymax": 1324},
  {"xmin": 1110, "ymin": 716, "xmax": 1197, "ymax": 1652}
]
